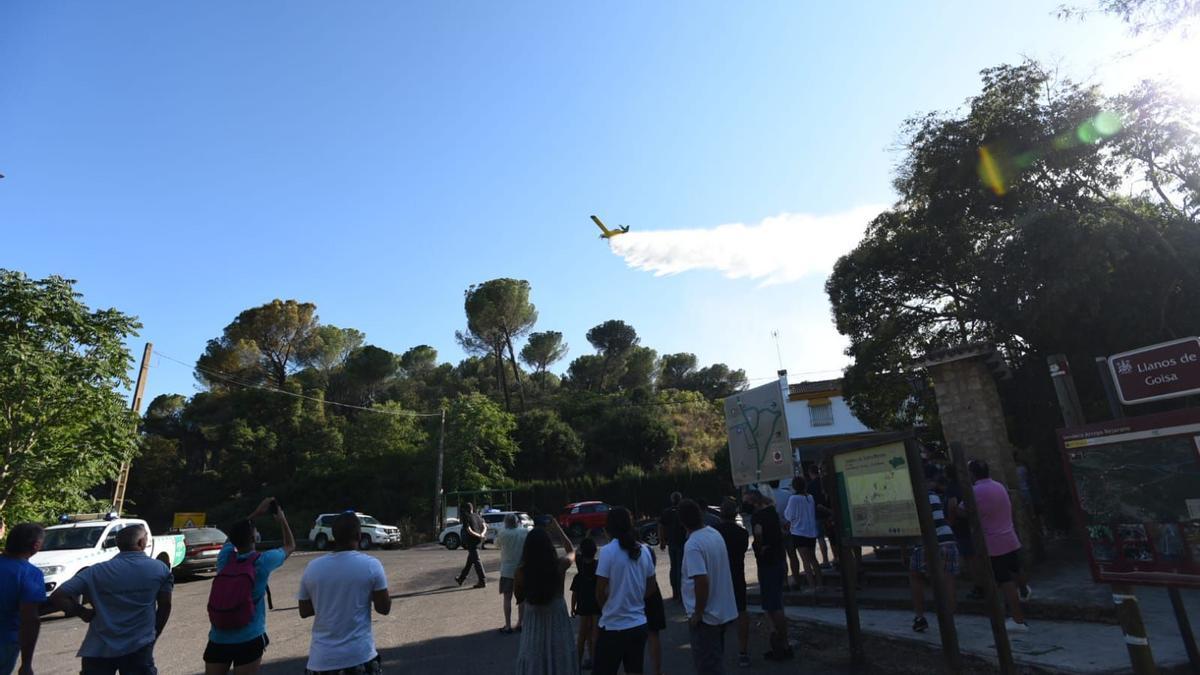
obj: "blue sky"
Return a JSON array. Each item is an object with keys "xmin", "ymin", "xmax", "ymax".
[{"xmin": 0, "ymin": 2, "xmax": 1155, "ymax": 405}]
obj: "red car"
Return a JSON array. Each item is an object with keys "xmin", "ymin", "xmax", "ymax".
[{"xmin": 557, "ymin": 501, "xmax": 611, "ymax": 537}]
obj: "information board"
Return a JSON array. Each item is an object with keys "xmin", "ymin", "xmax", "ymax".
[
  {"xmin": 725, "ymin": 380, "xmax": 794, "ymax": 486},
  {"xmin": 832, "ymin": 439, "xmax": 921, "ymax": 542},
  {"xmin": 1059, "ymin": 407, "xmax": 1200, "ymax": 588}
]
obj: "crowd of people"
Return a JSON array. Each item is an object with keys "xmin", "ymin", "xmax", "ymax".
[{"xmin": 0, "ymin": 456, "xmax": 1035, "ymax": 674}]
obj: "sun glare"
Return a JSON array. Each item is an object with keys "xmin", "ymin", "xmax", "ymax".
[{"xmin": 1127, "ymin": 33, "xmax": 1200, "ymax": 103}]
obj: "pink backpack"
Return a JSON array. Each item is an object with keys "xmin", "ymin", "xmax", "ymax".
[{"xmin": 207, "ymin": 552, "xmax": 261, "ymax": 630}]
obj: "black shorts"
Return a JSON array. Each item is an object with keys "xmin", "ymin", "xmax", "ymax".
[
  {"xmin": 991, "ymin": 549, "xmax": 1022, "ymax": 585},
  {"xmin": 732, "ymin": 579, "xmax": 747, "ymax": 613},
  {"xmin": 204, "ymin": 634, "xmax": 269, "ymax": 667},
  {"xmin": 645, "ymin": 590, "xmax": 667, "ymax": 632},
  {"xmin": 791, "ymin": 535, "xmax": 816, "ymax": 550}
]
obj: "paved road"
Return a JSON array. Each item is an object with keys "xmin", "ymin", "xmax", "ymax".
[{"xmin": 37, "ymin": 543, "xmax": 848, "ymax": 674}]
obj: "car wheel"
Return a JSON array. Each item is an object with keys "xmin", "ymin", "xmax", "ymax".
[
  {"xmin": 443, "ymin": 533, "xmax": 461, "ymax": 550},
  {"xmin": 569, "ymin": 523, "xmax": 587, "ymax": 539},
  {"xmin": 359, "ymin": 534, "xmax": 372, "ymax": 551},
  {"xmin": 315, "ymin": 533, "xmax": 329, "ymax": 550}
]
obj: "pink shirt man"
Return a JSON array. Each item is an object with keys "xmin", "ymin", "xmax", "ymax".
[{"xmin": 973, "ymin": 477, "xmax": 1021, "ymax": 556}]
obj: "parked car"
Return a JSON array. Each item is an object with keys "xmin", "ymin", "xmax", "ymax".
[
  {"xmin": 637, "ymin": 519, "xmax": 659, "ymax": 546},
  {"xmin": 173, "ymin": 527, "xmax": 228, "ymax": 577},
  {"xmin": 309, "ymin": 512, "xmax": 401, "ymax": 550},
  {"xmin": 557, "ymin": 501, "xmax": 611, "ymax": 538},
  {"xmin": 438, "ymin": 511, "xmax": 532, "ymax": 550},
  {"xmin": 32, "ymin": 516, "xmax": 185, "ymax": 595},
  {"xmin": 636, "ymin": 507, "xmax": 746, "ymax": 548}
]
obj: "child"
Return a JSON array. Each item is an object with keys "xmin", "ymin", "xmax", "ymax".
[{"xmin": 570, "ymin": 537, "xmax": 600, "ymax": 670}]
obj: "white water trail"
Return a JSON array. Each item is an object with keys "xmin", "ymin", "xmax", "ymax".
[{"xmin": 607, "ymin": 205, "xmax": 885, "ymax": 286}]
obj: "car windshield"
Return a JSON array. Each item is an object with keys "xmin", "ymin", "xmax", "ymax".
[
  {"xmin": 41, "ymin": 526, "xmax": 106, "ymax": 551},
  {"xmin": 359, "ymin": 516, "xmax": 380, "ymax": 526}
]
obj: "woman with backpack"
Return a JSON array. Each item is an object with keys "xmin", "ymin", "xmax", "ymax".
[
  {"xmin": 203, "ymin": 497, "xmax": 296, "ymax": 674},
  {"xmin": 513, "ymin": 517, "xmax": 578, "ymax": 675}
]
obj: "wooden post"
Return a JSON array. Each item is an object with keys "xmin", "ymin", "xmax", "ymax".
[
  {"xmin": 1167, "ymin": 587, "xmax": 1200, "ymax": 672},
  {"xmin": 827, "ymin": 456, "xmax": 864, "ymax": 667},
  {"xmin": 905, "ymin": 439, "xmax": 961, "ymax": 673},
  {"xmin": 950, "ymin": 441, "xmax": 1016, "ymax": 674},
  {"xmin": 1049, "ymin": 355, "xmax": 1157, "ymax": 674},
  {"xmin": 112, "ymin": 342, "xmax": 153, "ymax": 515},
  {"xmin": 434, "ymin": 408, "xmax": 446, "ymax": 533}
]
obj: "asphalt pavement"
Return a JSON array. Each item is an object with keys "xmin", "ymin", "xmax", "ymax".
[{"xmin": 36, "ymin": 543, "xmax": 850, "ymax": 674}]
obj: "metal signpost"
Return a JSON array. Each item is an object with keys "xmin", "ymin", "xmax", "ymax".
[
  {"xmin": 826, "ymin": 432, "xmax": 962, "ymax": 672},
  {"xmin": 724, "ymin": 379, "xmax": 794, "ymax": 486}
]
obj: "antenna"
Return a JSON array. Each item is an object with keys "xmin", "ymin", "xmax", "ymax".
[{"xmin": 771, "ymin": 330, "xmax": 784, "ymax": 372}]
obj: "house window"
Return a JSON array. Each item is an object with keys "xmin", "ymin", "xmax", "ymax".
[{"xmin": 808, "ymin": 401, "xmax": 834, "ymax": 427}]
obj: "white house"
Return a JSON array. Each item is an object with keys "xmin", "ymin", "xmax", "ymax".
[{"xmin": 780, "ymin": 374, "xmax": 874, "ymax": 464}]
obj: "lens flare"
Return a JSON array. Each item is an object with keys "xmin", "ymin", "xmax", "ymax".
[{"xmin": 978, "ymin": 146, "xmax": 1007, "ymax": 196}]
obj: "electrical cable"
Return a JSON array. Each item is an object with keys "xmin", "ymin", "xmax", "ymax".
[{"xmin": 152, "ymin": 350, "xmax": 443, "ymax": 417}]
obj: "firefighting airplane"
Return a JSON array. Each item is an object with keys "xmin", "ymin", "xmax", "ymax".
[{"xmin": 590, "ymin": 215, "xmax": 630, "ymax": 239}]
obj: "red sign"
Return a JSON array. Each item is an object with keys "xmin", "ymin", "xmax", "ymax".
[{"xmin": 1108, "ymin": 337, "xmax": 1200, "ymax": 405}]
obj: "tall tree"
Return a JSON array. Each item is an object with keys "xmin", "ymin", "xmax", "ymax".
[
  {"xmin": 299, "ymin": 325, "xmax": 365, "ymax": 383},
  {"xmin": 586, "ymin": 320, "xmax": 640, "ymax": 391},
  {"xmin": 460, "ymin": 279, "xmax": 538, "ymax": 410},
  {"xmin": 519, "ymin": 331, "xmax": 569, "ymax": 391},
  {"xmin": 197, "ymin": 299, "xmax": 319, "ymax": 388},
  {"xmin": 659, "ymin": 353, "xmax": 699, "ymax": 390},
  {"xmin": 445, "ymin": 393, "xmax": 518, "ymax": 490},
  {"xmin": 618, "ymin": 346, "xmax": 659, "ymax": 392},
  {"xmin": 826, "ymin": 62, "xmax": 1200, "ymax": 428},
  {"xmin": 0, "ymin": 271, "xmax": 142, "ymax": 531}
]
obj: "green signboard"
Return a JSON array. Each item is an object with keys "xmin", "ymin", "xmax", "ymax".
[{"xmin": 833, "ymin": 440, "xmax": 921, "ymax": 542}]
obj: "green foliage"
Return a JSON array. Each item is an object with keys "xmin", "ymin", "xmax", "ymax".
[
  {"xmin": 520, "ymin": 331, "xmax": 569, "ymax": 391},
  {"xmin": 514, "ymin": 409, "xmax": 584, "ymax": 479},
  {"xmin": 197, "ymin": 299, "xmax": 319, "ymax": 388},
  {"xmin": 0, "ymin": 271, "xmax": 142, "ymax": 530},
  {"xmin": 828, "ymin": 62, "xmax": 1200, "ymax": 430},
  {"xmin": 445, "ymin": 393, "xmax": 518, "ymax": 491},
  {"xmin": 299, "ymin": 325, "xmax": 365, "ymax": 382}
]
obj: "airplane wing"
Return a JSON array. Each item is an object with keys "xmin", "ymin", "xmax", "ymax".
[{"xmin": 590, "ymin": 215, "xmax": 612, "ymax": 236}]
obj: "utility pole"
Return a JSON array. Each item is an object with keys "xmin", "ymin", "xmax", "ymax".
[
  {"xmin": 433, "ymin": 408, "xmax": 446, "ymax": 533},
  {"xmin": 112, "ymin": 342, "xmax": 153, "ymax": 515}
]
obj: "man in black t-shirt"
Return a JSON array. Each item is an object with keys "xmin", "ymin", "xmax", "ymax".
[
  {"xmin": 716, "ymin": 498, "xmax": 752, "ymax": 667},
  {"xmin": 747, "ymin": 492, "xmax": 793, "ymax": 661},
  {"xmin": 455, "ymin": 503, "xmax": 488, "ymax": 589},
  {"xmin": 657, "ymin": 491, "xmax": 686, "ymax": 602}
]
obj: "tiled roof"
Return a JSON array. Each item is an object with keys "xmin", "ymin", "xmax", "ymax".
[{"xmin": 788, "ymin": 378, "xmax": 842, "ymax": 396}]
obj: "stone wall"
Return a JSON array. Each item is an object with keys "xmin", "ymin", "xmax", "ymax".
[{"xmin": 927, "ymin": 356, "xmax": 1019, "ymax": 486}]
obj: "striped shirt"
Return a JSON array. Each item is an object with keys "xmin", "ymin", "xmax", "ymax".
[{"xmin": 930, "ymin": 491, "xmax": 955, "ymax": 544}]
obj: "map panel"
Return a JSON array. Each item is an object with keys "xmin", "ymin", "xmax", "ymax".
[
  {"xmin": 833, "ymin": 441, "xmax": 920, "ymax": 541},
  {"xmin": 1060, "ymin": 409, "xmax": 1200, "ymax": 588},
  {"xmin": 724, "ymin": 381, "xmax": 793, "ymax": 486}
]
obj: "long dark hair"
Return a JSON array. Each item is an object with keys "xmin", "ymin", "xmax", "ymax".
[
  {"xmin": 576, "ymin": 537, "xmax": 598, "ymax": 575},
  {"xmin": 605, "ymin": 506, "xmax": 641, "ymax": 561},
  {"xmin": 519, "ymin": 528, "xmax": 560, "ymax": 606}
]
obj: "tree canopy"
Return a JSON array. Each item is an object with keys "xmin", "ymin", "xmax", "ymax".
[{"xmin": 0, "ymin": 271, "xmax": 142, "ymax": 531}]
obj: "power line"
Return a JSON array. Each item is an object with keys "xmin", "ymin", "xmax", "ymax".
[{"xmin": 152, "ymin": 350, "xmax": 443, "ymax": 418}]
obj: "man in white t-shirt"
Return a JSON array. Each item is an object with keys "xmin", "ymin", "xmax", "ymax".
[
  {"xmin": 679, "ymin": 499, "xmax": 738, "ymax": 675},
  {"xmin": 298, "ymin": 512, "xmax": 391, "ymax": 675}
]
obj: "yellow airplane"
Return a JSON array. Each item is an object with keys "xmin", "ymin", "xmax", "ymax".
[{"xmin": 591, "ymin": 215, "xmax": 630, "ymax": 239}]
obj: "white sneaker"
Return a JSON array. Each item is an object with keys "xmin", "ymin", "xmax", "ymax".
[
  {"xmin": 1005, "ymin": 618, "xmax": 1030, "ymax": 633},
  {"xmin": 1019, "ymin": 585, "xmax": 1033, "ymax": 601}
]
